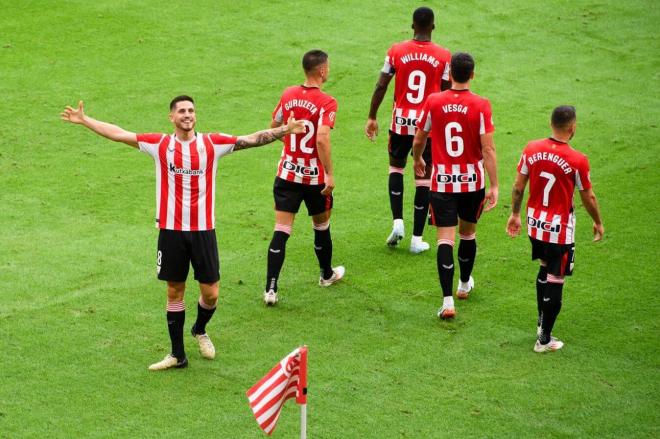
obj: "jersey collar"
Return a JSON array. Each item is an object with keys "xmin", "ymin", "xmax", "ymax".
[{"xmin": 548, "ymin": 137, "xmax": 569, "ymax": 145}]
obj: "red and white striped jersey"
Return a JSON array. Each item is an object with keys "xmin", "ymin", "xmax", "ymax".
[
  {"xmin": 137, "ymin": 132, "xmax": 237, "ymax": 231},
  {"xmin": 417, "ymin": 89, "xmax": 494, "ymax": 193},
  {"xmin": 272, "ymin": 85, "xmax": 337, "ymax": 185},
  {"xmin": 518, "ymin": 138, "xmax": 592, "ymax": 244},
  {"xmin": 381, "ymin": 40, "xmax": 451, "ymax": 136}
]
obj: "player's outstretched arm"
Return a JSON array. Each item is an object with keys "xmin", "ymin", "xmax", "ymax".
[
  {"xmin": 481, "ymin": 132, "xmax": 499, "ymax": 211},
  {"xmin": 60, "ymin": 101, "xmax": 138, "ymax": 148},
  {"xmin": 365, "ymin": 73, "xmax": 393, "ymax": 141},
  {"xmin": 316, "ymin": 125, "xmax": 335, "ymax": 196},
  {"xmin": 412, "ymin": 129, "xmax": 429, "ymax": 177},
  {"xmin": 506, "ymin": 172, "xmax": 528, "ymax": 238},
  {"xmin": 235, "ymin": 114, "xmax": 304, "ymax": 151},
  {"xmin": 270, "ymin": 119, "xmax": 285, "ymax": 142},
  {"xmin": 579, "ymin": 188, "xmax": 604, "ymax": 241}
]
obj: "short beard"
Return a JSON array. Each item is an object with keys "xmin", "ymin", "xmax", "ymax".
[{"xmin": 177, "ymin": 122, "xmax": 194, "ymax": 132}]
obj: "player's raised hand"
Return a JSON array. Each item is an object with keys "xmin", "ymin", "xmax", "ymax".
[
  {"xmin": 506, "ymin": 213, "xmax": 521, "ymax": 238},
  {"xmin": 484, "ymin": 186, "xmax": 499, "ymax": 211},
  {"xmin": 592, "ymin": 222, "xmax": 604, "ymax": 242},
  {"xmin": 365, "ymin": 118, "xmax": 379, "ymax": 141},
  {"xmin": 285, "ymin": 113, "xmax": 305, "ymax": 135},
  {"xmin": 321, "ymin": 174, "xmax": 335, "ymax": 196},
  {"xmin": 61, "ymin": 100, "xmax": 85, "ymax": 124},
  {"xmin": 413, "ymin": 157, "xmax": 426, "ymax": 177}
]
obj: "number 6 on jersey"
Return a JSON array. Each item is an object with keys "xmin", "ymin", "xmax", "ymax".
[{"xmin": 444, "ymin": 121, "xmax": 464, "ymax": 157}]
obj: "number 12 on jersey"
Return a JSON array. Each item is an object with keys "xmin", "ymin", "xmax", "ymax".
[{"xmin": 290, "ymin": 120, "xmax": 315, "ymax": 154}]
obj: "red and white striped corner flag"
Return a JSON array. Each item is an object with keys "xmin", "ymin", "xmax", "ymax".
[{"xmin": 247, "ymin": 346, "xmax": 308, "ymax": 436}]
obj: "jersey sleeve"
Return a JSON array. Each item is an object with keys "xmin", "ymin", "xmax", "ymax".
[
  {"xmin": 517, "ymin": 149, "xmax": 529, "ymax": 175},
  {"xmin": 479, "ymin": 99, "xmax": 495, "ymax": 134},
  {"xmin": 272, "ymin": 98, "xmax": 284, "ymax": 124},
  {"xmin": 441, "ymin": 61, "xmax": 450, "ymax": 82},
  {"xmin": 574, "ymin": 154, "xmax": 592, "ymax": 191},
  {"xmin": 137, "ymin": 133, "xmax": 164, "ymax": 158},
  {"xmin": 320, "ymin": 98, "xmax": 338, "ymax": 128},
  {"xmin": 417, "ymin": 100, "xmax": 432, "ymax": 132},
  {"xmin": 208, "ymin": 133, "xmax": 237, "ymax": 158},
  {"xmin": 381, "ymin": 46, "xmax": 395, "ymax": 75}
]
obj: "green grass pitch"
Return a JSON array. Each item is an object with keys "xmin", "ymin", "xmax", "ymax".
[{"xmin": 1, "ymin": 1, "xmax": 658, "ymax": 437}]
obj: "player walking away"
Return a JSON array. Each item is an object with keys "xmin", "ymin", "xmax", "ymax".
[
  {"xmin": 506, "ymin": 106, "xmax": 604, "ymax": 353},
  {"xmin": 365, "ymin": 6, "xmax": 451, "ymax": 253},
  {"xmin": 60, "ymin": 96, "xmax": 304, "ymax": 370},
  {"xmin": 263, "ymin": 50, "xmax": 344, "ymax": 306},
  {"xmin": 413, "ymin": 52, "xmax": 498, "ymax": 319}
]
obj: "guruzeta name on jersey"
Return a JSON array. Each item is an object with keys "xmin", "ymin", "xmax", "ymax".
[{"xmin": 284, "ymin": 99, "xmax": 318, "ymax": 114}]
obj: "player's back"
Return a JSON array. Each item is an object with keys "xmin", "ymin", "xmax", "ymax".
[
  {"xmin": 273, "ymin": 85, "xmax": 337, "ymax": 185},
  {"xmin": 418, "ymin": 89, "xmax": 494, "ymax": 193},
  {"xmin": 519, "ymin": 138, "xmax": 591, "ymax": 243},
  {"xmin": 424, "ymin": 89, "xmax": 493, "ymax": 167},
  {"xmin": 386, "ymin": 40, "xmax": 450, "ymax": 135}
]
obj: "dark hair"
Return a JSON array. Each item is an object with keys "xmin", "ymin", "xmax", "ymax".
[
  {"xmin": 551, "ymin": 105, "xmax": 576, "ymax": 128},
  {"xmin": 302, "ymin": 50, "xmax": 328, "ymax": 73},
  {"xmin": 413, "ymin": 7, "xmax": 434, "ymax": 29},
  {"xmin": 169, "ymin": 95, "xmax": 195, "ymax": 110},
  {"xmin": 450, "ymin": 52, "xmax": 475, "ymax": 83}
]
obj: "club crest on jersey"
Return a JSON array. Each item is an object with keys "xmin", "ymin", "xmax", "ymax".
[
  {"xmin": 395, "ymin": 116, "xmax": 419, "ymax": 127},
  {"xmin": 282, "ymin": 160, "xmax": 319, "ymax": 176},
  {"xmin": 527, "ymin": 217, "xmax": 561, "ymax": 233},
  {"xmin": 436, "ymin": 173, "xmax": 477, "ymax": 184},
  {"xmin": 169, "ymin": 163, "xmax": 204, "ymax": 176}
]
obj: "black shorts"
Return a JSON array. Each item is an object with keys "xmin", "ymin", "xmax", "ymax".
[
  {"xmin": 429, "ymin": 189, "xmax": 486, "ymax": 227},
  {"xmin": 273, "ymin": 177, "xmax": 333, "ymax": 216},
  {"xmin": 157, "ymin": 229, "xmax": 220, "ymax": 283},
  {"xmin": 530, "ymin": 237, "xmax": 575, "ymax": 277},
  {"xmin": 388, "ymin": 131, "xmax": 431, "ymax": 163}
]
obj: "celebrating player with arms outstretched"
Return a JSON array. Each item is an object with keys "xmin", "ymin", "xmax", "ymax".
[
  {"xmin": 61, "ymin": 96, "xmax": 304, "ymax": 370},
  {"xmin": 263, "ymin": 50, "xmax": 344, "ymax": 306},
  {"xmin": 365, "ymin": 6, "xmax": 451, "ymax": 253},
  {"xmin": 413, "ymin": 52, "xmax": 498, "ymax": 319},
  {"xmin": 507, "ymin": 105, "xmax": 604, "ymax": 353}
]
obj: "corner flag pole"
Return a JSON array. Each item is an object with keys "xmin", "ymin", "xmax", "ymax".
[{"xmin": 297, "ymin": 346, "xmax": 308, "ymax": 439}]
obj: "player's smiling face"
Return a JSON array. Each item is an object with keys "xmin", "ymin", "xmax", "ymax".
[{"xmin": 169, "ymin": 100, "xmax": 196, "ymax": 132}]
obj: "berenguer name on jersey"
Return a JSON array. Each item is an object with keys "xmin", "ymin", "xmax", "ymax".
[{"xmin": 526, "ymin": 152, "xmax": 573, "ymax": 174}]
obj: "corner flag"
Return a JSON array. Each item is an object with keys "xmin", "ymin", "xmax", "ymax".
[{"xmin": 246, "ymin": 346, "xmax": 308, "ymax": 436}]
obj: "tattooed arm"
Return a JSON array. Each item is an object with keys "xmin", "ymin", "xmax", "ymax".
[
  {"xmin": 234, "ymin": 114, "xmax": 304, "ymax": 151},
  {"xmin": 506, "ymin": 172, "xmax": 529, "ymax": 237}
]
